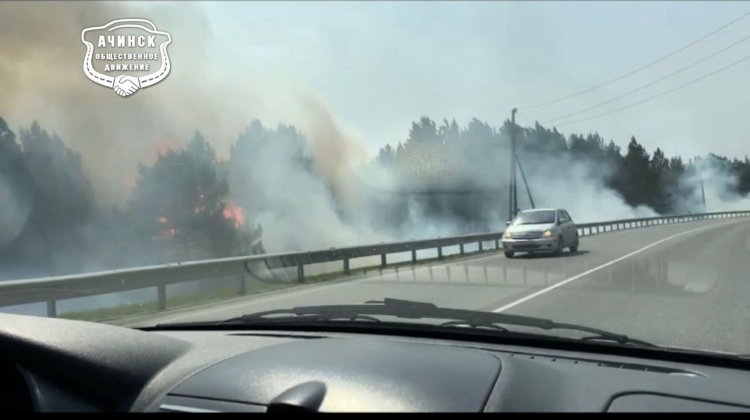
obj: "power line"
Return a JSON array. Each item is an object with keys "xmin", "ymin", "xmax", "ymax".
[
  {"xmin": 552, "ymin": 52, "xmax": 750, "ymax": 128},
  {"xmin": 514, "ymin": 111, "xmax": 534, "ymax": 126},
  {"xmin": 519, "ymin": 10, "xmax": 750, "ymax": 110},
  {"xmin": 543, "ymin": 32, "xmax": 750, "ymax": 125}
]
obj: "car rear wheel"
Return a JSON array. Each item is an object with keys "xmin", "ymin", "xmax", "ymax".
[{"xmin": 504, "ymin": 251, "xmax": 514, "ymax": 258}]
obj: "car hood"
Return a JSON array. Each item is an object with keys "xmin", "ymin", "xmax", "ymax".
[{"xmin": 507, "ymin": 223, "xmax": 556, "ymax": 233}]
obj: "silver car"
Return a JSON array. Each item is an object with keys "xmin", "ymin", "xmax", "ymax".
[{"xmin": 502, "ymin": 208, "xmax": 579, "ymax": 258}]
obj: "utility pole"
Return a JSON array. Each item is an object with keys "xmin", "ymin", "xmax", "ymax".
[
  {"xmin": 700, "ymin": 177, "xmax": 707, "ymax": 213},
  {"xmin": 516, "ymin": 151, "xmax": 535, "ymax": 209},
  {"xmin": 508, "ymin": 108, "xmax": 518, "ymax": 222}
]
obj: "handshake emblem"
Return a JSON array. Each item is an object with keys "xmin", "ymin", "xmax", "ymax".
[
  {"xmin": 81, "ymin": 19, "xmax": 173, "ymax": 98},
  {"xmin": 113, "ymin": 75, "xmax": 141, "ymax": 97}
]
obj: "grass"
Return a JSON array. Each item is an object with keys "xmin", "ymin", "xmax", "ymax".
[{"xmin": 58, "ymin": 245, "xmax": 499, "ymax": 323}]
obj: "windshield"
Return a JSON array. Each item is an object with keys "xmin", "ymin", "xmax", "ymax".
[
  {"xmin": 512, "ymin": 211, "xmax": 556, "ymax": 226},
  {"xmin": 3, "ymin": 0, "xmax": 750, "ymax": 359}
]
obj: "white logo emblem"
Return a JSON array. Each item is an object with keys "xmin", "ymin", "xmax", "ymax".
[{"xmin": 81, "ymin": 19, "xmax": 172, "ymax": 97}]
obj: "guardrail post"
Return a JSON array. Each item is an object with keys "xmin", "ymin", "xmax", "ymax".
[
  {"xmin": 157, "ymin": 285, "xmax": 166, "ymax": 310},
  {"xmin": 411, "ymin": 250, "xmax": 417, "ymax": 263},
  {"xmin": 343, "ymin": 258, "xmax": 350, "ymax": 274},
  {"xmin": 46, "ymin": 300, "xmax": 57, "ymax": 318},
  {"xmin": 297, "ymin": 264, "xmax": 305, "ymax": 282},
  {"xmin": 238, "ymin": 272, "xmax": 247, "ymax": 295}
]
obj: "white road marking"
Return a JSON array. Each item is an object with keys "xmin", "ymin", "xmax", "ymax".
[{"xmin": 491, "ymin": 222, "xmax": 728, "ymax": 313}]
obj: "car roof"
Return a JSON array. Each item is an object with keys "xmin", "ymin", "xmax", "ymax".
[{"xmin": 520, "ymin": 208, "xmax": 559, "ymax": 213}]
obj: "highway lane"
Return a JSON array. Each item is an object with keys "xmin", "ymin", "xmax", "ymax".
[
  {"xmin": 121, "ymin": 217, "xmax": 747, "ymax": 356},
  {"xmin": 503, "ymin": 217, "xmax": 750, "ymax": 355}
]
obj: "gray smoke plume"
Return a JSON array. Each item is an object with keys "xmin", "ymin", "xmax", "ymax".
[
  {"xmin": 673, "ymin": 155, "xmax": 750, "ymax": 213},
  {"xmin": 1, "ymin": 1, "xmax": 747, "ymax": 282},
  {"xmin": 0, "ymin": 1, "xmax": 386, "ymax": 255},
  {"xmin": 0, "ymin": 1, "xmax": 299, "ymax": 206}
]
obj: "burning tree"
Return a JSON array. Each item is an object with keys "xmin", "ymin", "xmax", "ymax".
[
  {"xmin": 129, "ymin": 131, "xmax": 263, "ymax": 261},
  {"xmin": 222, "ymin": 198, "xmax": 245, "ymax": 229}
]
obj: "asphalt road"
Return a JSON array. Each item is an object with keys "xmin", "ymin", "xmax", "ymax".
[{"xmin": 126, "ymin": 218, "xmax": 750, "ymax": 355}]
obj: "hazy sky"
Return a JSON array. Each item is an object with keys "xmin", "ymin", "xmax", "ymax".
[{"xmin": 151, "ymin": 1, "xmax": 750, "ymax": 159}]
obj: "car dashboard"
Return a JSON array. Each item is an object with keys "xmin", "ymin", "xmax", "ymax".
[{"xmin": 1, "ymin": 313, "xmax": 750, "ymax": 412}]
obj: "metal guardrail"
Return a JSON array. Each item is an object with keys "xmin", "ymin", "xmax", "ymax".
[{"xmin": 1, "ymin": 210, "xmax": 748, "ymax": 317}]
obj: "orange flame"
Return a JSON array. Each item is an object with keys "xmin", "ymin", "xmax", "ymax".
[{"xmin": 222, "ymin": 199, "xmax": 246, "ymax": 229}]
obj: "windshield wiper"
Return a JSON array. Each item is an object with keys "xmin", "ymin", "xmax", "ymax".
[{"xmin": 221, "ymin": 298, "xmax": 658, "ymax": 348}]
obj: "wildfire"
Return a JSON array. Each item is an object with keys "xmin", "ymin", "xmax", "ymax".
[
  {"xmin": 222, "ymin": 199, "xmax": 246, "ymax": 229},
  {"xmin": 158, "ymin": 216, "xmax": 176, "ymax": 237}
]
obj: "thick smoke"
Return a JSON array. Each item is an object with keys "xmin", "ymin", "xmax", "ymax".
[
  {"xmin": 518, "ymin": 147, "xmax": 658, "ymax": 223},
  {"xmin": 351, "ymin": 121, "xmax": 660, "ymax": 238},
  {"xmin": 2, "ymin": 1, "xmax": 749, "ymax": 283},
  {"xmin": 0, "ymin": 1, "xmax": 300, "ymax": 206},
  {"xmin": 673, "ymin": 155, "xmax": 750, "ymax": 213},
  {"xmin": 0, "ymin": 1, "xmax": 391, "ymax": 257}
]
